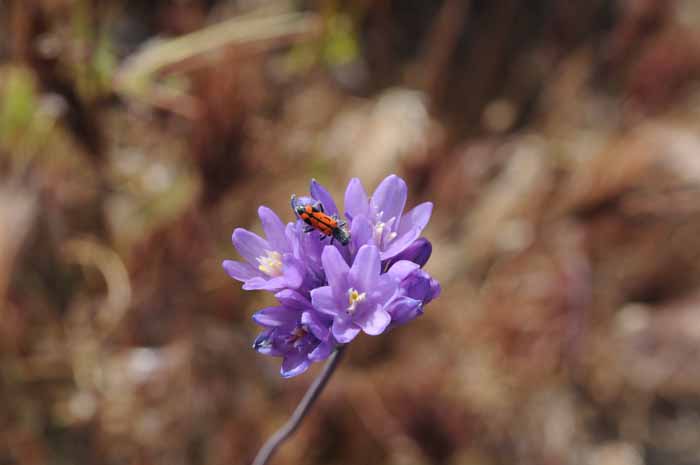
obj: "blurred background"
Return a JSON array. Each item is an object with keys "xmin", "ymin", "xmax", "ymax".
[{"xmin": 4, "ymin": 0, "xmax": 700, "ymax": 464}]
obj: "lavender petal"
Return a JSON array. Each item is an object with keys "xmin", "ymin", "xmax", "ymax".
[
  {"xmin": 321, "ymin": 245, "xmax": 350, "ymax": 299},
  {"xmin": 370, "ymin": 175, "xmax": 407, "ymax": 226},
  {"xmin": 389, "ymin": 237, "xmax": 432, "ymax": 268},
  {"xmin": 301, "ymin": 310, "xmax": 331, "ymax": 340},
  {"xmin": 275, "ymin": 289, "xmax": 312, "ymax": 311},
  {"xmin": 367, "ymin": 274, "xmax": 399, "ymax": 305},
  {"xmin": 222, "ymin": 259, "xmax": 260, "ymax": 282},
  {"xmin": 258, "ymin": 206, "xmax": 289, "ymax": 253},
  {"xmin": 281, "ymin": 254, "xmax": 304, "ymax": 289},
  {"xmin": 348, "ymin": 245, "xmax": 380, "ymax": 293},
  {"xmin": 308, "ymin": 340, "xmax": 335, "ymax": 362},
  {"xmin": 397, "ymin": 201, "xmax": 433, "ymax": 237},
  {"xmin": 310, "ymin": 179, "xmax": 339, "ymax": 216},
  {"xmin": 387, "ymin": 297, "xmax": 424, "ymax": 326},
  {"xmin": 253, "ymin": 330, "xmax": 281, "ymax": 356},
  {"xmin": 332, "ymin": 317, "xmax": 361, "ymax": 343},
  {"xmin": 349, "ymin": 214, "xmax": 374, "ymax": 255},
  {"xmin": 281, "ymin": 354, "xmax": 311, "ymax": 378},
  {"xmin": 232, "ymin": 228, "xmax": 271, "ymax": 266},
  {"xmin": 253, "ymin": 306, "xmax": 301, "ymax": 327},
  {"xmin": 379, "ymin": 226, "xmax": 422, "ymax": 260},
  {"xmin": 386, "ymin": 260, "xmax": 420, "ymax": 281},
  {"xmin": 310, "ymin": 286, "xmax": 340, "ymax": 317},
  {"xmin": 344, "ymin": 177, "xmax": 370, "ymax": 220},
  {"xmin": 355, "ymin": 307, "xmax": 391, "ymax": 335},
  {"xmin": 242, "ymin": 275, "xmax": 286, "ymax": 292}
]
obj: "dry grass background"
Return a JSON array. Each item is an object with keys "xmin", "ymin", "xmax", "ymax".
[{"xmin": 4, "ymin": 1, "xmax": 700, "ymax": 464}]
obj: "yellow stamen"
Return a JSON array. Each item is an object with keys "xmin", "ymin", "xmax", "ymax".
[
  {"xmin": 347, "ymin": 288, "xmax": 366, "ymax": 314},
  {"xmin": 257, "ymin": 250, "xmax": 283, "ymax": 277}
]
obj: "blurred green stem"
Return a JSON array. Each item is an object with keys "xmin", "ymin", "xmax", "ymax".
[{"xmin": 251, "ymin": 345, "xmax": 347, "ymax": 465}]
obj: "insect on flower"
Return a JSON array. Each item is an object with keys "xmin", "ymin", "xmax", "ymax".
[
  {"xmin": 291, "ymin": 194, "xmax": 351, "ymax": 246},
  {"xmin": 223, "ymin": 175, "xmax": 439, "ymax": 377}
]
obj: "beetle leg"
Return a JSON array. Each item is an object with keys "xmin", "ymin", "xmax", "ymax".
[{"xmin": 333, "ymin": 215, "xmax": 346, "ymax": 228}]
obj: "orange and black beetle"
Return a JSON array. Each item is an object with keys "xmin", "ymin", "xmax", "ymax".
[{"xmin": 291, "ymin": 195, "xmax": 351, "ymax": 246}]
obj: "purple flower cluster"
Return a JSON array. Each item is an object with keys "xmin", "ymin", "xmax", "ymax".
[{"xmin": 223, "ymin": 175, "xmax": 440, "ymax": 377}]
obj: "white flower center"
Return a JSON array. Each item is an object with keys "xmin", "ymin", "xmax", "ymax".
[
  {"xmin": 257, "ymin": 250, "xmax": 283, "ymax": 277},
  {"xmin": 373, "ymin": 211, "xmax": 398, "ymax": 247},
  {"xmin": 346, "ymin": 288, "xmax": 366, "ymax": 314}
]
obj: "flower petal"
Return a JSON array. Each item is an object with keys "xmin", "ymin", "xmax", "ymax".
[
  {"xmin": 321, "ymin": 245, "xmax": 350, "ymax": 299},
  {"xmin": 310, "ymin": 286, "xmax": 340, "ymax": 316},
  {"xmin": 379, "ymin": 226, "xmax": 421, "ymax": 260},
  {"xmin": 387, "ymin": 297, "xmax": 423, "ymax": 326},
  {"xmin": 379, "ymin": 202, "xmax": 433, "ymax": 260},
  {"xmin": 344, "ymin": 177, "xmax": 369, "ymax": 220},
  {"xmin": 275, "ymin": 289, "xmax": 311, "ymax": 311},
  {"xmin": 286, "ymin": 221, "xmax": 299, "ymax": 248},
  {"xmin": 367, "ymin": 274, "xmax": 398, "ymax": 306},
  {"xmin": 348, "ymin": 245, "xmax": 380, "ymax": 292},
  {"xmin": 232, "ymin": 228, "xmax": 270, "ymax": 266},
  {"xmin": 349, "ymin": 214, "xmax": 374, "ymax": 252},
  {"xmin": 332, "ymin": 317, "xmax": 361, "ymax": 343},
  {"xmin": 403, "ymin": 269, "xmax": 434, "ymax": 302},
  {"xmin": 310, "ymin": 179, "xmax": 339, "ymax": 216},
  {"xmin": 388, "ymin": 237, "xmax": 432, "ymax": 267},
  {"xmin": 252, "ymin": 306, "xmax": 300, "ymax": 328},
  {"xmin": 253, "ymin": 329, "xmax": 281, "ymax": 356},
  {"xmin": 292, "ymin": 221, "xmax": 325, "ymax": 282},
  {"xmin": 282, "ymin": 254, "xmax": 304, "ymax": 289},
  {"xmin": 222, "ymin": 260, "xmax": 260, "ymax": 282},
  {"xmin": 301, "ymin": 310, "xmax": 331, "ymax": 340},
  {"xmin": 242, "ymin": 275, "xmax": 286, "ymax": 291},
  {"xmin": 259, "ymin": 206, "xmax": 289, "ymax": 253},
  {"xmin": 281, "ymin": 354, "xmax": 310, "ymax": 378},
  {"xmin": 309, "ymin": 340, "xmax": 335, "ymax": 362},
  {"xmin": 356, "ymin": 307, "xmax": 391, "ymax": 336},
  {"xmin": 370, "ymin": 175, "xmax": 407, "ymax": 226},
  {"xmin": 397, "ymin": 202, "xmax": 433, "ymax": 237},
  {"xmin": 386, "ymin": 260, "xmax": 420, "ymax": 281}
]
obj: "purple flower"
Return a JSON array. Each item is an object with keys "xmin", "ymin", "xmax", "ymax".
[
  {"xmin": 223, "ymin": 174, "xmax": 439, "ymax": 377},
  {"xmin": 310, "ymin": 245, "xmax": 397, "ymax": 343},
  {"xmin": 222, "ymin": 206, "xmax": 305, "ymax": 292},
  {"xmin": 343, "ymin": 175, "xmax": 433, "ymax": 260},
  {"xmin": 253, "ymin": 289, "xmax": 335, "ymax": 377},
  {"xmin": 385, "ymin": 260, "xmax": 441, "ymax": 327}
]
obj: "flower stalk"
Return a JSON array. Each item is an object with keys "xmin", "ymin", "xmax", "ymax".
[{"xmin": 251, "ymin": 345, "xmax": 346, "ymax": 465}]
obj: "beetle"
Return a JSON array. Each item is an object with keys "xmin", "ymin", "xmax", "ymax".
[{"xmin": 291, "ymin": 195, "xmax": 351, "ymax": 246}]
